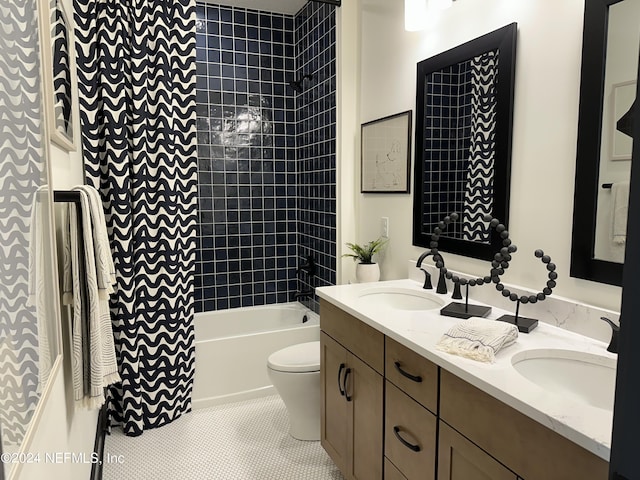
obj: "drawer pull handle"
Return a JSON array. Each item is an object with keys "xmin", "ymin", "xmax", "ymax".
[
  {"xmin": 394, "ymin": 361, "xmax": 423, "ymax": 383},
  {"xmin": 338, "ymin": 363, "xmax": 346, "ymax": 396},
  {"xmin": 393, "ymin": 426, "xmax": 421, "ymax": 452},
  {"xmin": 344, "ymin": 368, "xmax": 352, "ymax": 402}
]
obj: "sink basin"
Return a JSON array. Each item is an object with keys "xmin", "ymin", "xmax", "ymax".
[
  {"xmin": 356, "ymin": 287, "xmax": 445, "ymax": 311},
  {"xmin": 511, "ymin": 349, "xmax": 616, "ymax": 411}
]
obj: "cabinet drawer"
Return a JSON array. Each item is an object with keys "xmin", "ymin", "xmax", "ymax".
[
  {"xmin": 385, "ymin": 381, "xmax": 436, "ymax": 480},
  {"xmin": 384, "ymin": 457, "xmax": 408, "ymax": 480},
  {"xmin": 320, "ymin": 299, "xmax": 384, "ymax": 374},
  {"xmin": 385, "ymin": 336, "xmax": 438, "ymax": 413},
  {"xmin": 440, "ymin": 370, "xmax": 608, "ymax": 480}
]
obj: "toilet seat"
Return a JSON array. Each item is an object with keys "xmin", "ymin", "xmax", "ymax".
[{"xmin": 267, "ymin": 341, "xmax": 320, "ymax": 373}]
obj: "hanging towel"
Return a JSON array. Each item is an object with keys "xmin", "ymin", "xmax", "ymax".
[
  {"xmin": 436, "ymin": 318, "xmax": 518, "ymax": 363},
  {"xmin": 62, "ymin": 187, "xmax": 120, "ymax": 409},
  {"xmin": 612, "ymin": 181, "xmax": 630, "ymax": 245},
  {"xmin": 75, "ymin": 185, "xmax": 116, "ymax": 297},
  {"xmin": 27, "ymin": 186, "xmax": 53, "ymax": 392}
]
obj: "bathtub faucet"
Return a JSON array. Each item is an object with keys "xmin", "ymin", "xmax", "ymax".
[{"xmin": 293, "ymin": 290, "xmax": 314, "ymax": 301}]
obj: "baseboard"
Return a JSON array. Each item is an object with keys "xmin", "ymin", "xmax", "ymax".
[
  {"xmin": 192, "ymin": 385, "xmax": 276, "ymax": 409},
  {"xmin": 90, "ymin": 403, "xmax": 108, "ymax": 480}
]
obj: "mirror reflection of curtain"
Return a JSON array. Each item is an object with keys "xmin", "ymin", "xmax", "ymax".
[
  {"xmin": 0, "ymin": 0, "xmax": 45, "ymax": 453},
  {"xmin": 462, "ymin": 51, "xmax": 497, "ymax": 243},
  {"xmin": 51, "ymin": 0, "xmax": 73, "ymax": 138},
  {"xmin": 421, "ymin": 49, "xmax": 498, "ymax": 243}
]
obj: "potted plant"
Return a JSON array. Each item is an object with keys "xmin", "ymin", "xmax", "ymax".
[{"xmin": 343, "ymin": 237, "xmax": 388, "ymax": 283}]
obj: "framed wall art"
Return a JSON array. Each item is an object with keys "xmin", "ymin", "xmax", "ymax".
[{"xmin": 361, "ymin": 110, "xmax": 412, "ymax": 193}]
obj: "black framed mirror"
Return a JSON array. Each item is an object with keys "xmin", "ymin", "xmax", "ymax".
[
  {"xmin": 412, "ymin": 23, "xmax": 517, "ymax": 260},
  {"xmin": 571, "ymin": 0, "xmax": 638, "ymax": 286}
]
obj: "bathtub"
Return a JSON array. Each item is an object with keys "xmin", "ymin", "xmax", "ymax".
[{"xmin": 192, "ymin": 302, "xmax": 320, "ymax": 409}]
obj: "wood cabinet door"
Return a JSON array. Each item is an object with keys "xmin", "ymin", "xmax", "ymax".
[
  {"xmin": 347, "ymin": 353, "xmax": 383, "ymax": 480},
  {"xmin": 438, "ymin": 422, "xmax": 518, "ymax": 480},
  {"xmin": 320, "ymin": 332, "xmax": 349, "ymax": 473}
]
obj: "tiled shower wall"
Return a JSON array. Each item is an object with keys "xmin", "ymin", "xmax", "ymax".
[
  {"xmin": 194, "ymin": 2, "xmax": 336, "ymax": 313},
  {"xmin": 295, "ymin": 2, "xmax": 337, "ymax": 313}
]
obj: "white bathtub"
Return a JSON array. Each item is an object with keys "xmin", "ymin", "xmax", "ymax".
[{"xmin": 192, "ymin": 302, "xmax": 320, "ymax": 409}]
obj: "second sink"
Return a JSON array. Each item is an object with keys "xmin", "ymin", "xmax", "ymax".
[
  {"xmin": 511, "ymin": 349, "xmax": 617, "ymax": 411},
  {"xmin": 356, "ymin": 287, "xmax": 445, "ymax": 311}
]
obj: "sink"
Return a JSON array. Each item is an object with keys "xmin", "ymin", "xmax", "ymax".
[
  {"xmin": 511, "ymin": 349, "xmax": 616, "ymax": 411},
  {"xmin": 356, "ymin": 287, "xmax": 445, "ymax": 311}
]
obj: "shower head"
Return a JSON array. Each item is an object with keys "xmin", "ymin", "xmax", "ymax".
[{"xmin": 288, "ymin": 74, "xmax": 314, "ymax": 93}]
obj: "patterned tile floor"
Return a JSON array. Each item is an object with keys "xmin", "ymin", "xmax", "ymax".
[{"xmin": 103, "ymin": 395, "xmax": 344, "ymax": 480}]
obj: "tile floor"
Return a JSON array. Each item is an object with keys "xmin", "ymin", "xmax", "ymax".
[{"xmin": 103, "ymin": 395, "xmax": 344, "ymax": 480}]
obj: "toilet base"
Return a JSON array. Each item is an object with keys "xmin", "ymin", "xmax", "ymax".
[{"xmin": 267, "ymin": 368, "xmax": 320, "ymax": 441}]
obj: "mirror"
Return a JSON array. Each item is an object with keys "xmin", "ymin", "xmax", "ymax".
[
  {"xmin": 42, "ymin": 0, "xmax": 76, "ymax": 151},
  {"xmin": 0, "ymin": 0, "xmax": 63, "ymax": 477},
  {"xmin": 571, "ymin": 0, "xmax": 639, "ymax": 286},
  {"xmin": 412, "ymin": 23, "xmax": 517, "ymax": 260}
]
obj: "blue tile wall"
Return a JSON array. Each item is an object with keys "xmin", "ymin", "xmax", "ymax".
[
  {"xmin": 295, "ymin": 2, "xmax": 337, "ymax": 313},
  {"xmin": 194, "ymin": 2, "xmax": 336, "ymax": 314}
]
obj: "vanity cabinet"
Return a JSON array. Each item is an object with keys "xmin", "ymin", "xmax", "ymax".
[
  {"xmin": 440, "ymin": 370, "xmax": 609, "ymax": 480},
  {"xmin": 319, "ymin": 301, "xmax": 609, "ymax": 480},
  {"xmin": 319, "ymin": 299, "xmax": 384, "ymax": 480}
]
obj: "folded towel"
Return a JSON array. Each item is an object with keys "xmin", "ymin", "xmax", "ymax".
[
  {"xmin": 63, "ymin": 187, "xmax": 120, "ymax": 409},
  {"xmin": 436, "ymin": 318, "xmax": 518, "ymax": 363},
  {"xmin": 612, "ymin": 181, "xmax": 630, "ymax": 245}
]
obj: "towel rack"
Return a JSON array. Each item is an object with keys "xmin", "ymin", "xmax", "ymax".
[{"xmin": 53, "ymin": 190, "xmax": 90, "ymax": 358}]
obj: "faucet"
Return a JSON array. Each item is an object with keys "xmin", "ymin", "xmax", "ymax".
[
  {"xmin": 293, "ymin": 290, "xmax": 314, "ymax": 301},
  {"xmin": 296, "ymin": 255, "xmax": 316, "ymax": 277},
  {"xmin": 600, "ymin": 317, "xmax": 620, "ymax": 353},
  {"xmin": 416, "ymin": 250, "xmax": 447, "ymax": 294}
]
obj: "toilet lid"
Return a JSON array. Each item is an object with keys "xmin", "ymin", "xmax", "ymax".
[{"xmin": 267, "ymin": 341, "xmax": 320, "ymax": 373}]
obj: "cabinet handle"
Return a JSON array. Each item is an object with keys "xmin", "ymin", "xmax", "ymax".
[
  {"xmin": 394, "ymin": 361, "xmax": 423, "ymax": 383},
  {"xmin": 344, "ymin": 368, "xmax": 352, "ymax": 402},
  {"xmin": 338, "ymin": 363, "xmax": 346, "ymax": 396},
  {"xmin": 393, "ymin": 426, "xmax": 421, "ymax": 452}
]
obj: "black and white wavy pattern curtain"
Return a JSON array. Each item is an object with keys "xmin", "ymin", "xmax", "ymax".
[
  {"xmin": 74, "ymin": 0, "xmax": 198, "ymax": 435},
  {"xmin": 462, "ymin": 51, "xmax": 498, "ymax": 242}
]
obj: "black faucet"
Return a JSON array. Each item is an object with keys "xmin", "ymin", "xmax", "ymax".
[
  {"xmin": 416, "ymin": 251, "xmax": 447, "ymax": 294},
  {"xmin": 293, "ymin": 290, "xmax": 314, "ymax": 301},
  {"xmin": 600, "ymin": 317, "xmax": 620, "ymax": 353},
  {"xmin": 296, "ymin": 255, "xmax": 316, "ymax": 277}
]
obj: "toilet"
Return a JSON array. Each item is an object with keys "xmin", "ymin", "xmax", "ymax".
[{"xmin": 267, "ymin": 341, "xmax": 320, "ymax": 441}]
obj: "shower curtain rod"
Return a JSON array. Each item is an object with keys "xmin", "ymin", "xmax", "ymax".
[{"xmin": 311, "ymin": 0, "xmax": 341, "ymax": 6}]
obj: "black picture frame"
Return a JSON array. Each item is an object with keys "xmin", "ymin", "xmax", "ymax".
[
  {"xmin": 571, "ymin": 0, "xmax": 627, "ymax": 286},
  {"xmin": 412, "ymin": 23, "xmax": 517, "ymax": 261},
  {"xmin": 361, "ymin": 110, "xmax": 412, "ymax": 193}
]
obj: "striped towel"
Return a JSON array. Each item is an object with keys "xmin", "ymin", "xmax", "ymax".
[
  {"xmin": 436, "ymin": 318, "xmax": 518, "ymax": 363},
  {"xmin": 62, "ymin": 187, "xmax": 120, "ymax": 409}
]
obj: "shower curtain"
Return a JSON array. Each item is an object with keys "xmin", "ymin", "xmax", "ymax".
[{"xmin": 74, "ymin": 0, "xmax": 198, "ymax": 435}]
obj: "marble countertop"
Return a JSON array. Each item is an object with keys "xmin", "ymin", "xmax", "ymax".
[{"xmin": 316, "ymin": 278, "xmax": 615, "ymax": 461}]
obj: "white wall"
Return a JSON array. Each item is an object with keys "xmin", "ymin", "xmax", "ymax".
[
  {"xmin": 18, "ymin": 0, "xmax": 97, "ymax": 477},
  {"xmin": 353, "ymin": 0, "xmax": 623, "ymax": 312}
]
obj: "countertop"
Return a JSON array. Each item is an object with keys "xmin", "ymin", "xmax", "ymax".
[{"xmin": 316, "ymin": 278, "xmax": 615, "ymax": 461}]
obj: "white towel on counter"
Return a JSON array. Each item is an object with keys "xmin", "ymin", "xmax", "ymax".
[
  {"xmin": 612, "ymin": 181, "xmax": 630, "ymax": 245},
  {"xmin": 62, "ymin": 186, "xmax": 120, "ymax": 409},
  {"xmin": 436, "ymin": 318, "xmax": 518, "ymax": 363}
]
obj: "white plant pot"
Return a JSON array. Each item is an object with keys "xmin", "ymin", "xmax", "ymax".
[{"xmin": 356, "ymin": 263, "xmax": 380, "ymax": 283}]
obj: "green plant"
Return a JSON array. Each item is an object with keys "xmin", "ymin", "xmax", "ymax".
[{"xmin": 343, "ymin": 237, "xmax": 388, "ymax": 264}]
